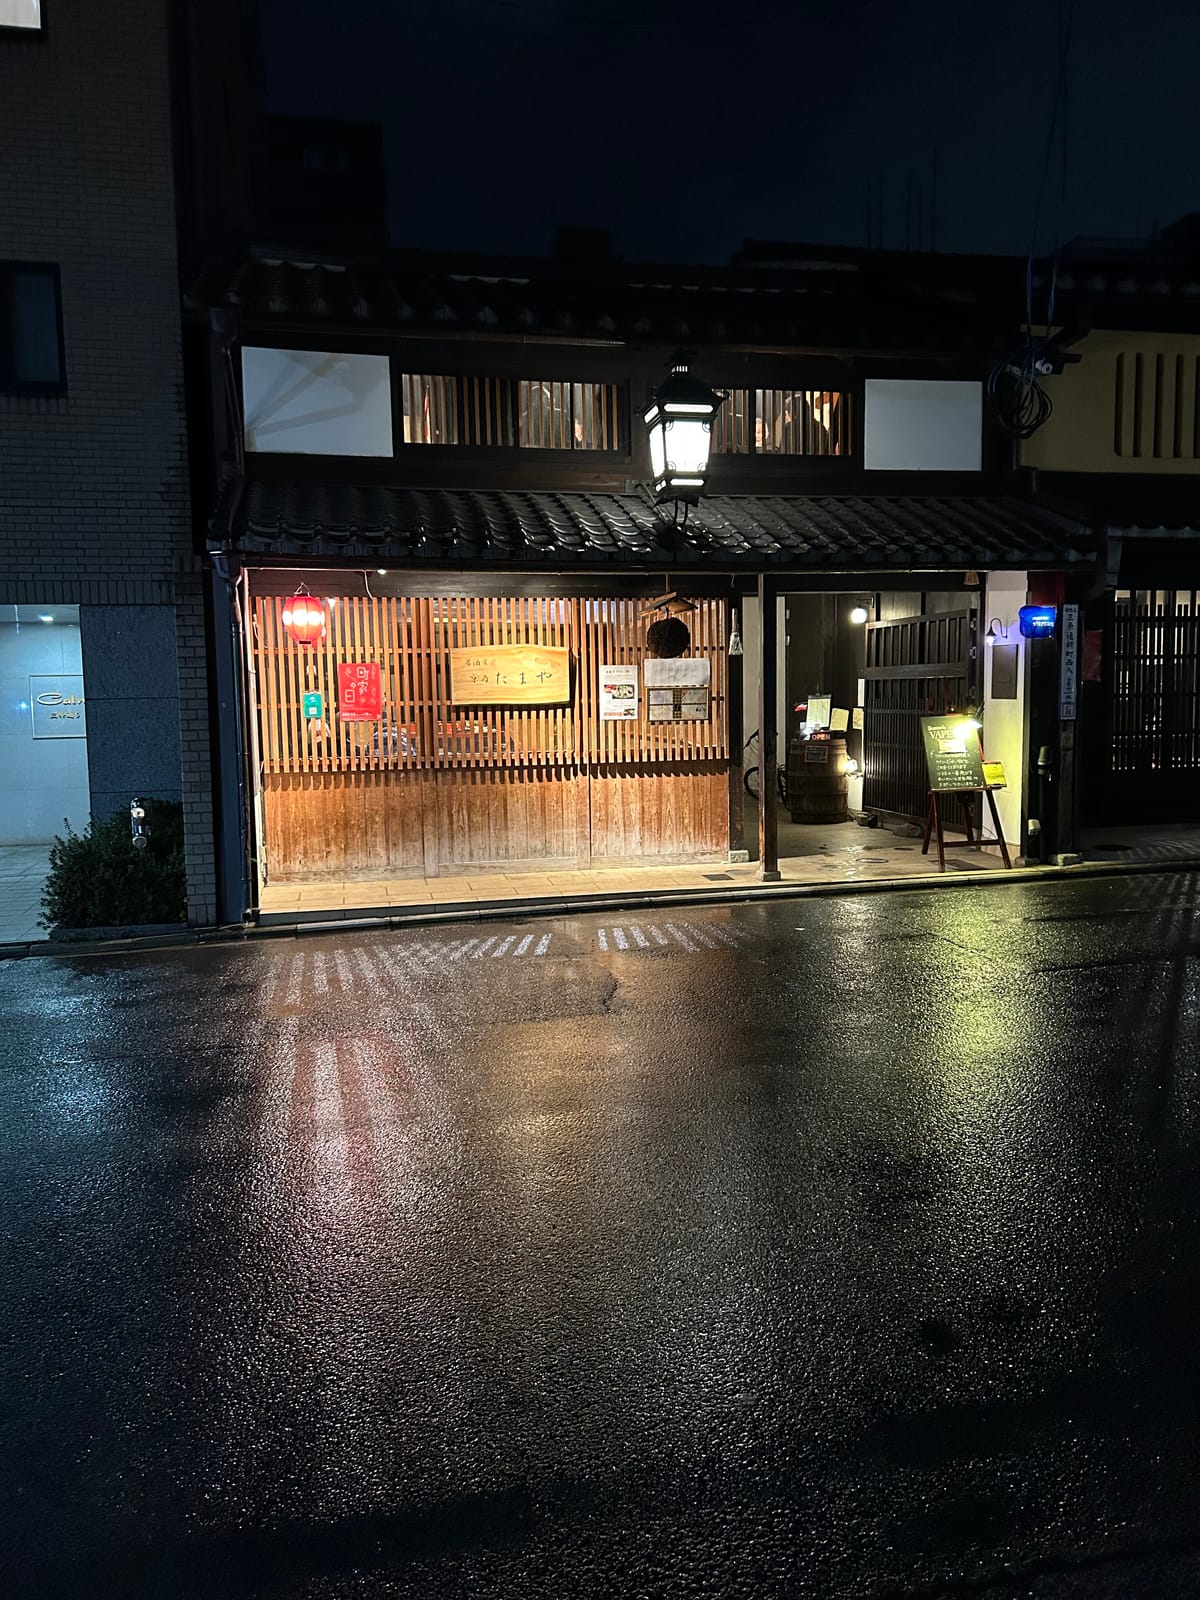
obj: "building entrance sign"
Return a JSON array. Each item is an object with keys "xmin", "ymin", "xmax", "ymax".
[{"xmin": 30, "ymin": 675, "xmax": 86, "ymax": 739}]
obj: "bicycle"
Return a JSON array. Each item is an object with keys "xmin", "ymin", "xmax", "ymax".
[{"xmin": 743, "ymin": 729, "xmax": 788, "ymax": 805}]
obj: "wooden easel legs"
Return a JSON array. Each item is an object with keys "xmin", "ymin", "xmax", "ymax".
[{"xmin": 922, "ymin": 789, "xmax": 1012, "ymax": 872}]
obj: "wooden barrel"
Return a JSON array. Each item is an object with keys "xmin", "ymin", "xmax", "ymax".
[{"xmin": 787, "ymin": 734, "xmax": 849, "ymax": 824}]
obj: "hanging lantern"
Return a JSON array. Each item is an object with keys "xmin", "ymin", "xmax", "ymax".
[
  {"xmin": 282, "ymin": 589, "xmax": 327, "ymax": 647},
  {"xmin": 644, "ymin": 360, "xmax": 724, "ymax": 504}
]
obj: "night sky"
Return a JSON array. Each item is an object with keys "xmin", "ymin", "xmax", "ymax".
[{"xmin": 257, "ymin": 0, "xmax": 1199, "ymax": 264}]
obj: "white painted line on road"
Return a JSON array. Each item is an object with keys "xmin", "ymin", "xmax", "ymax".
[
  {"xmin": 354, "ymin": 949, "xmax": 378, "ymax": 984},
  {"xmin": 449, "ymin": 938, "xmax": 481, "ymax": 961},
  {"xmin": 311, "ymin": 950, "xmax": 329, "ymax": 995},
  {"xmin": 334, "ymin": 950, "xmax": 355, "ymax": 992},
  {"xmin": 515, "ymin": 933, "xmax": 534, "ymax": 956},
  {"xmin": 666, "ymin": 922, "xmax": 699, "ymax": 951},
  {"xmin": 597, "ymin": 929, "xmax": 609, "ymax": 951},
  {"xmin": 312, "ymin": 1040, "xmax": 350, "ymax": 1173},
  {"xmin": 631, "ymin": 926, "xmax": 650, "ymax": 947},
  {"xmin": 534, "ymin": 932, "xmax": 552, "ymax": 955},
  {"xmin": 649, "ymin": 925, "xmax": 669, "ymax": 946},
  {"xmin": 686, "ymin": 924, "xmax": 722, "ymax": 949},
  {"xmin": 473, "ymin": 936, "xmax": 498, "ymax": 959},
  {"xmin": 284, "ymin": 950, "xmax": 306, "ymax": 1007},
  {"xmin": 612, "ymin": 927, "xmax": 629, "ymax": 950},
  {"xmin": 491, "ymin": 935, "xmax": 516, "ymax": 957}
]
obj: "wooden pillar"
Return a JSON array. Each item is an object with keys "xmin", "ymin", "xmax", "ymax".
[
  {"xmin": 726, "ymin": 596, "xmax": 745, "ymax": 856},
  {"xmin": 757, "ymin": 574, "xmax": 781, "ymax": 881}
]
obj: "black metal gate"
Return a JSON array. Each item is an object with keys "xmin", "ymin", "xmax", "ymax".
[
  {"xmin": 863, "ymin": 607, "xmax": 980, "ymax": 821},
  {"xmin": 1090, "ymin": 588, "xmax": 1200, "ymax": 824}
]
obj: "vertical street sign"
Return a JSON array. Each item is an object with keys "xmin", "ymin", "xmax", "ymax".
[{"xmin": 1060, "ymin": 604, "xmax": 1079, "ymax": 721}]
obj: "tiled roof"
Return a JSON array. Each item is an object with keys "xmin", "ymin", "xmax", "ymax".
[
  {"xmin": 218, "ymin": 484, "xmax": 1090, "ymax": 571},
  {"xmin": 187, "ymin": 255, "xmax": 1015, "ymax": 353}
]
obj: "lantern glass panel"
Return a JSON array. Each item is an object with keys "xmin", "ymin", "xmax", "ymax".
[
  {"xmin": 649, "ymin": 422, "xmax": 667, "ymax": 480},
  {"xmin": 664, "ymin": 417, "xmax": 711, "ymax": 476}
]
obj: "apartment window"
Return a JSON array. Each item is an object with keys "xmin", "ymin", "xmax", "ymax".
[
  {"xmin": 401, "ymin": 374, "xmax": 514, "ymax": 446},
  {"xmin": 0, "ymin": 0, "xmax": 42, "ymax": 30},
  {"xmin": 1, "ymin": 265, "xmax": 64, "ymax": 394},
  {"xmin": 713, "ymin": 387, "xmax": 851, "ymax": 457},
  {"xmin": 518, "ymin": 381, "xmax": 622, "ymax": 450}
]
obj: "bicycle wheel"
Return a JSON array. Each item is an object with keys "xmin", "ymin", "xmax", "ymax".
[{"xmin": 744, "ymin": 766, "xmax": 761, "ymax": 799}]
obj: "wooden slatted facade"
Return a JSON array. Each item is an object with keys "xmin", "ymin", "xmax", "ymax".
[{"xmin": 250, "ymin": 590, "xmax": 730, "ymax": 881}]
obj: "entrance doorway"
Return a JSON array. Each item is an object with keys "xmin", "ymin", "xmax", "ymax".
[{"xmin": 0, "ymin": 603, "xmax": 89, "ymax": 940}]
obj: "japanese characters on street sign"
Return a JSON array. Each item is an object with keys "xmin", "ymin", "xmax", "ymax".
[
  {"xmin": 1060, "ymin": 603, "xmax": 1079, "ymax": 721},
  {"xmin": 449, "ymin": 645, "xmax": 570, "ymax": 706}
]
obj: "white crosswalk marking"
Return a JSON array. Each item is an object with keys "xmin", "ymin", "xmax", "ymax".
[
  {"xmin": 311, "ymin": 950, "xmax": 329, "ymax": 994},
  {"xmin": 612, "ymin": 927, "xmax": 629, "ymax": 949},
  {"xmin": 334, "ymin": 950, "xmax": 355, "ymax": 991},
  {"xmin": 515, "ymin": 933, "xmax": 534, "ymax": 956},
  {"xmin": 631, "ymin": 926, "xmax": 650, "ymax": 947},
  {"xmin": 283, "ymin": 950, "xmax": 305, "ymax": 1007},
  {"xmin": 649, "ymin": 925, "xmax": 669, "ymax": 945},
  {"xmin": 491, "ymin": 936, "xmax": 516, "ymax": 957},
  {"xmin": 473, "ymin": 936, "xmax": 498, "ymax": 958},
  {"xmin": 597, "ymin": 929, "xmax": 609, "ymax": 951},
  {"xmin": 534, "ymin": 932, "xmax": 552, "ymax": 955},
  {"xmin": 666, "ymin": 922, "xmax": 699, "ymax": 951}
]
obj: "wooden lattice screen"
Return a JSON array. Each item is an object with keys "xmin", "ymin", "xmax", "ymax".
[{"xmin": 251, "ymin": 593, "xmax": 728, "ymax": 774}]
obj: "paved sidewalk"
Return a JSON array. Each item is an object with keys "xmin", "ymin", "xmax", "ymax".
[
  {"xmin": 0, "ymin": 846, "xmax": 50, "ymax": 943},
  {"xmin": 257, "ymin": 817, "xmax": 1013, "ymax": 921}
]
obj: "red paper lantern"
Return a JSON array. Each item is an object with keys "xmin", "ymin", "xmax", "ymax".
[{"xmin": 282, "ymin": 591, "xmax": 326, "ymax": 647}]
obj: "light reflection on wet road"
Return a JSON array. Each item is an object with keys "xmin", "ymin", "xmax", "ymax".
[{"xmin": 3, "ymin": 872, "xmax": 1200, "ymax": 1597}]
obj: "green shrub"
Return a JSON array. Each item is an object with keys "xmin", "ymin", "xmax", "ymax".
[{"xmin": 40, "ymin": 800, "xmax": 187, "ymax": 931}]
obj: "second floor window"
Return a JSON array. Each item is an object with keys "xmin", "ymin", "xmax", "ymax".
[
  {"xmin": 518, "ymin": 381, "xmax": 621, "ymax": 450},
  {"xmin": 713, "ymin": 388, "xmax": 851, "ymax": 457},
  {"xmin": 0, "ymin": 1, "xmax": 42, "ymax": 29},
  {"xmin": 1, "ymin": 264, "xmax": 64, "ymax": 394}
]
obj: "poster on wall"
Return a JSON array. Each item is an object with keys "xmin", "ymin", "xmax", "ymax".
[
  {"xmin": 647, "ymin": 687, "xmax": 710, "ymax": 723},
  {"xmin": 805, "ymin": 694, "xmax": 832, "ymax": 729},
  {"xmin": 642, "ymin": 657, "xmax": 710, "ymax": 690},
  {"xmin": 29, "ymin": 676, "xmax": 86, "ymax": 739},
  {"xmin": 599, "ymin": 664, "xmax": 638, "ymax": 720},
  {"xmin": 449, "ymin": 645, "xmax": 570, "ymax": 705},
  {"xmin": 336, "ymin": 661, "xmax": 382, "ymax": 720}
]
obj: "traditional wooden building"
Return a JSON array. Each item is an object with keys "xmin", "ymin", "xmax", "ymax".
[
  {"xmin": 187, "ymin": 240, "xmax": 1091, "ymax": 921},
  {"xmin": 1021, "ymin": 223, "xmax": 1200, "ymax": 833}
]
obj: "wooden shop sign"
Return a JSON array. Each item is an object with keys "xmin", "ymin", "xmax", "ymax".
[{"xmin": 449, "ymin": 645, "xmax": 570, "ymax": 706}]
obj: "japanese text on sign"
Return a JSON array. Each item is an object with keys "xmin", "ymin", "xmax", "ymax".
[
  {"xmin": 1060, "ymin": 603, "xmax": 1079, "ymax": 721},
  {"xmin": 336, "ymin": 661, "xmax": 382, "ymax": 721},
  {"xmin": 449, "ymin": 645, "xmax": 570, "ymax": 706}
]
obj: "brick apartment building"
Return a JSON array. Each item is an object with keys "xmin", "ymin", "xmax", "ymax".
[{"xmin": 0, "ymin": 0, "xmax": 216, "ymax": 926}]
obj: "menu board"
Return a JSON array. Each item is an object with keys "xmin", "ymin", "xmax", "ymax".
[
  {"xmin": 599, "ymin": 664, "xmax": 638, "ymax": 721},
  {"xmin": 920, "ymin": 713, "xmax": 986, "ymax": 792}
]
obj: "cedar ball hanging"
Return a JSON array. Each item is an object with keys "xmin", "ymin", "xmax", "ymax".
[{"xmin": 645, "ymin": 616, "xmax": 691, "ymax": 658}]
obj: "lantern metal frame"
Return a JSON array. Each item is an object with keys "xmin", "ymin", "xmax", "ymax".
[{"xmin": 644, "ymin": 360, "xmax": 725, "ymax": 510}]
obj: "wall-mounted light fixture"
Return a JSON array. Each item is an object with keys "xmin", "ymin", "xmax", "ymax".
[
  {"xmin": 984, "ymin": 617, "xmax": 1010, "ymax": 646},
  {"xmin": 849, "ymin": 604, "xmax": 870, "ymax": 625}
]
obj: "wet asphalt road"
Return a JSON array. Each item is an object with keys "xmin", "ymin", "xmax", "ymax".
[{"xmin": 4, "ymin": 873, "xmax": 1200, "ymax": 1599}]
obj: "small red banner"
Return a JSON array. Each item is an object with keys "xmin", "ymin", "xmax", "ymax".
[{"xmin": 336, "ymin": 661, "xmax": 382, "ymax": 720}]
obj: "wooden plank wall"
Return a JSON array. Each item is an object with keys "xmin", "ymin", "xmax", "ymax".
[
  {"xmin": 252, "ymin": 590, "xmax": 731, "ymax": 882},
  {"xmin": 252, "ymin": 593, "xmax": 727, "ymax": 773}
]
